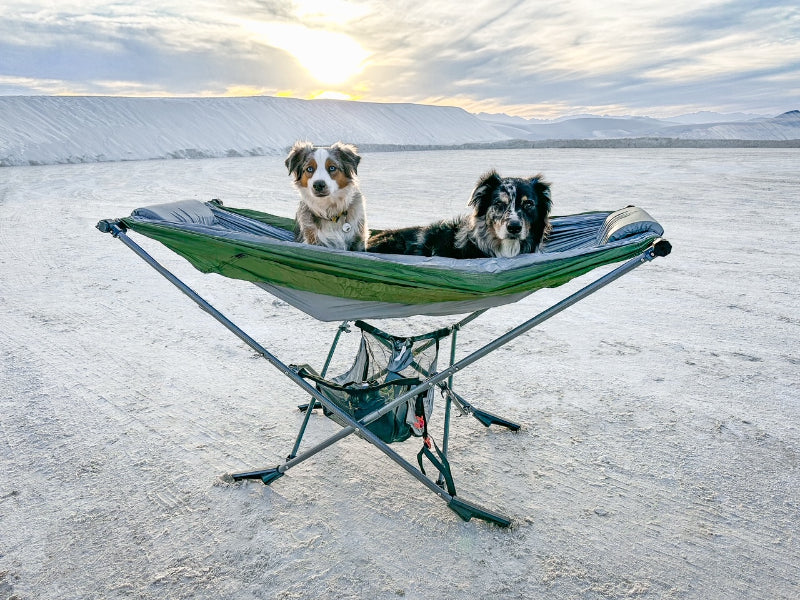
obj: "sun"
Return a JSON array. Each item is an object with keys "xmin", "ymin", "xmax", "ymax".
[{"xmin": 240, "ymin": 20, "xmax": 369, "ymax": 85}]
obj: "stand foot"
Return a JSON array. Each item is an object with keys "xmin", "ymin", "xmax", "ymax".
[
  {"xmin": 471, "ymin": 408, "xmax": 521, "ymax": 431},
  {"xmin": 448, "ymin": 496, "xmax": 511, "ymax": 527},
  {"xmin": 444, "ymin": 386, "xmax": 521, "ymax": 431},
  {"xmin": 231, "ymin": 468, "xmax": 284, "ymax": 485},
  {"xmin": 298, "ymin": 401, "xmax": 322, "ymax": 412}
]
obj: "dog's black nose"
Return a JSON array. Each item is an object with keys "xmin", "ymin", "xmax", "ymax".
[
  {"xmin": 507, "ymin": 221, "xmax": 523, "ymax": 235},
  {"xmin": 312, "ymin": 180, "xmax": 328, "ymax": 193}
]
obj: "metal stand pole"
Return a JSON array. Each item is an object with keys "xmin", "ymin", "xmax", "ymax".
[
  {"xmin": 101, "ymin": 219, "xmax": 669, "ymax": 526},
  {"xmin": 442, "ymin": 328, "xmax": 458, "ymax": 457},
  {"xmin": 102, "ymin": 223, "xmax": 511, "ymax": 525},
  {"xmin": 291, "ymin": 321, "xmax": 350, "ymax": 457},
  {"xmin": 335, "ymin": 241, "xmax": 670, "ymax": 436}
]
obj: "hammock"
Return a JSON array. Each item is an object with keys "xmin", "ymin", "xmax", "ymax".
[
  {"xmin": 103, "ymin": 199, "xmax": 665, "ymax": 321},
  {"xmin": 96, "ymin": 199, "xmax": 670, "ymax": 526}
]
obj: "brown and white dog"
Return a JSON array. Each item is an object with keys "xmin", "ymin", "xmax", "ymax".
[
  {"xmin": 368, "ymin": 170, "xmax": 551, "ymax": 258},
  {"xmin": 285, "ymin": 141, "xmax": 367, "ymax": 251}
]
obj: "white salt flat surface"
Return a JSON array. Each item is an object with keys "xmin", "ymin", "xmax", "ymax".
[{"xmin": 1, "ymin": 148, "xmax": 798, "ymax": 599}]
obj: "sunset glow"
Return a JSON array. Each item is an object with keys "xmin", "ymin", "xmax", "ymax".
[
  {"xmin": 311, "ymin": 91, "xmax": 353, "ymax": 100},
  {"xmin": 239, "ymin": 20, "xmax": 369, "ymax": 85}
]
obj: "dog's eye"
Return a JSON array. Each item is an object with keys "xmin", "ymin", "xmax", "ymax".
[
  {"xmin": 305, "ymin": 166, "xmax": 314, "ymax": 173},
  {"xmin": 328, "ymin": 165, "xmax": 337, "ymax": 173},
  {"xmin": 522, "ymin": 199, "xmax": 533, "ymax": 208}
]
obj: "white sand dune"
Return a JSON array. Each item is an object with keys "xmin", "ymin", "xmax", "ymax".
[
  {"xmin": 2, "ymin": 96, "xmax": 797, "ymax": 168},
  {"xmin": 1, "ymin": 148, "xmax": 798, "ymax": 599},
  {"xmin": 0, "ymin": 96, "xmax": 506, "ymax": 166}
]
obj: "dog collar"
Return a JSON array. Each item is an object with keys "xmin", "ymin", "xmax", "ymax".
[{"xmin": 330, "ymin": 210, "xmax": 351, "ymax": 232}]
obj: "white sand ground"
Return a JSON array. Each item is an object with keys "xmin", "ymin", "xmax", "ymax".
[{"xmin": 0, "ymin": 148, "xmax": 798, "ymax": 599}]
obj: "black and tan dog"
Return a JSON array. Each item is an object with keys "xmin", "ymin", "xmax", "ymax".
[{"xmin": 368, "ymin": 170, "xmax": 551, "ymax": 258}]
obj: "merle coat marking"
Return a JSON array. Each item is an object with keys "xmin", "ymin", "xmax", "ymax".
[{"xmin": 368, "ymin": 170, "xmax": 551, "ymax": 258}]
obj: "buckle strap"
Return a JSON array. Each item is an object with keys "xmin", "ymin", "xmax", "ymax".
[{"xmin": 417, "ymin": 436, "xmax": 457, "ymax": 497}]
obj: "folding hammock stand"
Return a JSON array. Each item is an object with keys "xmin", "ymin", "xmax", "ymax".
[{"xmin": 97, "ymin": 200, "xmax": 670, "ymax": 527}]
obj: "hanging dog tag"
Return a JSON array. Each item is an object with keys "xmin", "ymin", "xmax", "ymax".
[{"xmin": 342, "ymin": 222, "xmax": 352, "ymax": 233}]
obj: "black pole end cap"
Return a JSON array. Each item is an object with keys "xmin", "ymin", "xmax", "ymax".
[
  {"xmin": 96, "ymin": 219, "xmax": 126, "ymax": 234},
  {"xmin": 653, "ymin": 239, "xmax": 672, "ymax": 257}
]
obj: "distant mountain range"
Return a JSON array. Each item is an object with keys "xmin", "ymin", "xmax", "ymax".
[
  {"xmin": 0, "ymin": 96, "xmax": 797, "ymax": 167},
  {"xmin": 474, "ymin": 110, "xmax": 772, "ymax": 125},
  {"xmin": 475, "ymin": 110, "xmax": 800, "ymax": 141}
]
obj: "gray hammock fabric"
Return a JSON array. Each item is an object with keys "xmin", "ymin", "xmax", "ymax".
[{"xmin": 116, "ymin": 200, "xmax": 665, "ymax": 321}]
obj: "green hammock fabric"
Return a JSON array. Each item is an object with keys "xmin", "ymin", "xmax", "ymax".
[
  {"xmin": 119, "ymin": 203, "xmax": 661, "ymax": 308},
  {"xmin": 107, "ymin": 199, "xmax": 665, "ymax": 321}
]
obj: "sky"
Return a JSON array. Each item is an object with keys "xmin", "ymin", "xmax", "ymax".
[{"xmin": 0, "ymin": 0, "xmax": 798, "ymax": 119}]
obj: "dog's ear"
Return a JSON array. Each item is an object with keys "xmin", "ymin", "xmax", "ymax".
[
  {"xmin": 331, "ymin": 142, "xmax": 361, "ymax": 176},
  {"xmin": 531, "ymin": 176, "xmax": 552, "ymax": 212},
  {"xmin": 285, "ymin": 141, "xmax": 314, "ymax": 180},
  {"xmin": 530, "ymin": 176, "xmax": 553, "ymax": 249},
  {"xmin": 469, "ymin": 170, "xmax": 502, "ymax": 214}
]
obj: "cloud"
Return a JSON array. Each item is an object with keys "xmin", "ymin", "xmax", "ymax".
[
  {"xmin": 351, "ymin": 0, "xmax": 800, "ymax": 115},
  {"xmin": 0, "ymin": 0, "xmax": 797, "ymax": 116},
  {"xmin": 0, "ymin": 2, "xmax": 310, "ymax": 95}
]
